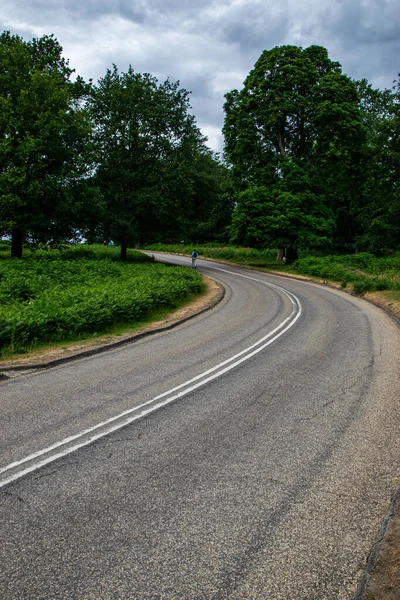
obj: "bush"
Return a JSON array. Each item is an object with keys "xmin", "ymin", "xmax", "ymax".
[
  {"xmin": 142, "ymin": 243, "xmax": 278, "ymax": 266},
  {"xmin": 0, "ymin": 251, "xmax": 204, "ymax": 355},
  {"xmin": 293, "ymin": 255, "xmax": 400, "ymax": 294}
]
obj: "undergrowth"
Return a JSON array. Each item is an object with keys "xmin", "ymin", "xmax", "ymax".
[
  {"xmin": 143, "ymin": 244, "xmax": 400, "ymax": 294},
  {"xmin": 0, "ymin": 244, "xmax": 204, "ymax": 356},
  {"xmin": 292, "ymin": 253, "xmax": 400, "ymax": 294}
]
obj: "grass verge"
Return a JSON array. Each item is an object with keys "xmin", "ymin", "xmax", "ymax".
[
  {"xmin": 143, "ymin": 244, "xmax": 400, "ymax": 295},
  {"xmin": 0, "ymin": 244, "xmax": 204, "ymax": 358}
]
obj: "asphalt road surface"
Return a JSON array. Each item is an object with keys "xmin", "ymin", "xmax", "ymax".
[{"xmin": 1, "ymin": 254, "xmax": 400, "ymax": 599}]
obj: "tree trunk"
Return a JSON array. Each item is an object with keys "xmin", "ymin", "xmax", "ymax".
[
  {"xmin": 11, "ymin": 229, "xmax": 23, "ymax": 258},
  {"xmin": 285, "ymin": 247, "xmax": 298, "ymax": 264},
  {"xmin": 277, "ymin": 117, "xmax": 286, "ymax": 157},
  {"xmin": 276, "ymin": 248, "xmax": 284, "ymax": 261},
  {"xmin": 120, "ymin": 241, "xmax": 127, "ymax": 262}
]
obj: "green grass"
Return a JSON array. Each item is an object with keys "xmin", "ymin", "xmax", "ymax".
[
  {"xmin": 143, "ymin": 243, "xmax": 280, "ymax": 267},
  {"xmin": 0, "ymin": 244, "xmax": 204, "ymax": 357},
  {"xmin": 290, "ymin": 253, "xmax": 400, "ymax": 293},
  {"xmin": 0, "ymin": 241, "xmax": 152, "ymax": 262},
  {"xmin": 143, "ymin": 244, "xmax": 400, "ymax": 294},
  {"xmin": 2, "ymin": 240, "xmax": 398, "ymax": 357}
]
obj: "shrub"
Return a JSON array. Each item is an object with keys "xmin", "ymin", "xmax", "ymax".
[{"xmin": 0, "ymin": 253, "xmax": 203, "ymax": 354}]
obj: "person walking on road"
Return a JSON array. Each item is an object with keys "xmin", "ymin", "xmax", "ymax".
[{"xmin": 191, "ymin": 249, "xmax": 198, "ymax": 268}]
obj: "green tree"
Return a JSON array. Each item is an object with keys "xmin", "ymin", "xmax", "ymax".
[
  {"xmin": 230, "ymin": 163, "xmax": 334, "ymax": 254},
  {"xmin": 90, "ymin": 66, "xmax": 206, "ymax": 260},
  {"xmin": 133, "ymin": 132, "xmax": 229, "ymax": 244},
  {"xmin": 355, "ymin": 76, "xmax": 400, "ymax": 251},
  {"xmin": 355, "ymin": 78, "xmax": 395, "ymax": 134},
  {"xmin": 164, "ymin": 148, "xmax": 233, "ymax": 243},
  {"xmin": 223, "ymin": 45, "xmax": 365, "ymax": 259},
  {"xmin": 195, "ymin": 157, "xmax": 234, "ymax": 243},
  {"xmin": 0, "ymin": 31, "xmax": 93, "ymax": 257}
]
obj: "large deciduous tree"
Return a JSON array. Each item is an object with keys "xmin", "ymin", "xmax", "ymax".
[
  {"xmin": 0, "ymin": 31, "xmax": 93, "ymax": 257},
  {"xmin": 90, "ymin": 66, "xmax": 209, "ymax": 260},
  {"xmin": 223, "ymin": 45, "xmax": 365, "ymax": 259}
]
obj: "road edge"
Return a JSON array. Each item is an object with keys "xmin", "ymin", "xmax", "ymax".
[{"xmin": 354, "ymin": 486, "xmax": 400, "ymax": 599}]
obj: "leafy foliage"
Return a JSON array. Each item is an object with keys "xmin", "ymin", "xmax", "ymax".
[
  {"xmin": 354, "ymin": 76, "xmax": 400, "ymax": 251},
  {"xmin": 0, "ymin": 31, "xmax": 96, "ymax": 257},
  {"xmin": 292, "ymin": 253, "xmax": 400, "ymax": 293},
  {"xmin": 142, "ymin": 243, "xmax": 278, "ymax": 266},
  {"xmin": 0, "ymin": 246, "xmax": 204, "ymax": 354},
  {"xmin": 229, "ymin": 167, "xmax": 334, "ymax": 250},
  {"xmin": 144, "ymin": 243, "xmax": 400, "ymax": 295},
  {"xmin": 1, "ymin": 31, "xmax": 399, "ymax": 260},
  {"xmin": 89, "ymin": 66, "xmax": 224, "ymax": 258},
  {"xmin": 223, "ymin": 45, "xmax": 365, "ymax": 256}
]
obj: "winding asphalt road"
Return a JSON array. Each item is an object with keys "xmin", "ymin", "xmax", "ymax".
[{"xmin": 1, "ymin": 254, "xmax": 400, "ymax": 599}]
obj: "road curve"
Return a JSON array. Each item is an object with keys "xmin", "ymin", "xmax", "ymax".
[{"xmin": 1, "ymin": 254, "xmax": 399, "ymax": 599}]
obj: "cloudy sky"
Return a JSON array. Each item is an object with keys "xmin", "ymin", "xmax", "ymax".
[{"xmin": 1, "ymin": 0, "xmax": 399, "ymax": 152}]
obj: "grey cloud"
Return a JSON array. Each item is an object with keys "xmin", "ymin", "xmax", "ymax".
[
  {"xmin": 65, "ymin": 0, "xmax": 149, "ymax": 25},
  {"xmin": 343, "ymin": 39, "xmax": 400, "ymax": 90},
  {"xmin": 2, "ymin": 0, "xmax": 151, "ymax": 28},
  {"xmin": 191, "ymin": 93, "xmax": 224, "ymax": 127},
  {"xmin": 48, "ymin": 0, "xmax": 214, "ymax": 28},
  {"xmin": 0, "ymin": 20, "xmax": 32, "ymax": 39},
  {"xmin": 214, "ymin": 5, "xmax": 290, "ymax": 52},
  {"xmin": 1, "ymin": 0, "xmax": 399, "ymax": 151},
  {"xmin": 313, "ymin": 0, "xmax": 400, "ymax": 87},
  {"xmin": 322, "ymin": 0, "xmax": 400, "ymax": 46},
  {"xmin": 192, "ymin": 96, "xmax": 223, "ymax": 127},
  {"xmin": 149, "ymin": 0, "xmax": 215, "ymax": 13},
  {"xmin": 180, "ymin": 72, "xmax": 214, "ymax": 99}
]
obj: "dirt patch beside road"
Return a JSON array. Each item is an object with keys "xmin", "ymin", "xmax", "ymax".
[
  {"xmin": 364, "ymin": 291, "xmax": 400, "ymax": 322},
  {"xmin": 360, "ymin": 488, "xmax": 400, "ymax": 599}
]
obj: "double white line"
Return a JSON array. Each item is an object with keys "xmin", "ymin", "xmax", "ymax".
[{"xmin": 0, "ymin": 268, "xmax": 302, "ymax": 488}]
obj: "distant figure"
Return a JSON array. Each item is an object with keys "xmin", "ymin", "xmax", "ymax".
[
  {"xmin": 191, "ymin": 249, "xmax": 198, "ymax": 268},
  {"xmin": 103, "ymin": 240, "xmax": 107, "ymax": 246}
]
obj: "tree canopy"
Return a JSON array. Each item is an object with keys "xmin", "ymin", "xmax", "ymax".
[
  {"xmin": 0, "ymin": 31, "xmax": 230, "ymax": 258},
  {"xmin": 223, "ymin": 45, "xmax": 367, "ymax": 258},
  {"xmin": 1, "ymin": 31, "xmax": 398, "ymax": 259},
  {"xmin": 89, "ymin": 66, "xmax": 218, "ymax": 259},
  {"xmin": 353, "ymin": 76, "xmax": 400, "ymax": 251},
  {"xmin": 0, "ymin": 31, "xmax": 94, "ymax": 257}
]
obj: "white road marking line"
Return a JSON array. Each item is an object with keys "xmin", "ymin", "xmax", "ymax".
[
  {"xmin": 0, "ymin": 267, "xmax": 302, "ymax": 488},
  {"xmin": 152, "ymin": 270, "xmax": 299, "ymax": 401}
]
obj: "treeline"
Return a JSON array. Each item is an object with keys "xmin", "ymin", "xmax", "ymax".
[
  {"xmin": 223, "ymin": 45, "xmax": 400, "ymax": 260},
  {"xmin": 1, "ymin": 34, "xmax": 399, "ymax": 261},
  {"xmin": 0, "ymin": 31, "xmax": 232, "ymax": 260}
]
